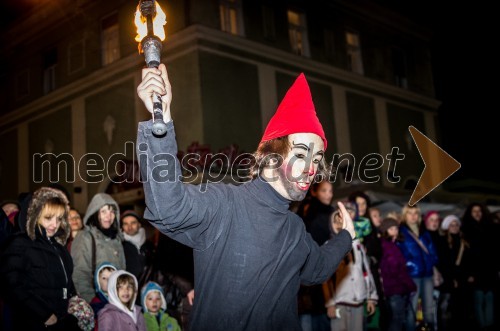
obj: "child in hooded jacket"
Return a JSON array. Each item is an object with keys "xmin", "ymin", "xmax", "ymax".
[
  {"xmin": 324, "ymin": 205, "xmax": 378, "ymax": 331},
  {"xmin": 141, "ymin": 281, "xmax": 181, "ymax": 331},
  {"xmin": 379, "ymin": 217, "xmax": 417, "ymax": 331},
  {"xmin": 98, "ymin": 270, "xmax": 146, "ymax": 331},
  {"xmin": 90, "ymin": 262, "xmax": 117, "ymax": 330}
]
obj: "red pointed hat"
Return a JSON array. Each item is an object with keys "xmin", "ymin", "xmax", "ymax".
[{"xmin": 260, "ymin": 73, "xmax": 327, "ymax": 150}]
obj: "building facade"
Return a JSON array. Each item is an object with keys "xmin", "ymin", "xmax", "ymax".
[{"xmin": 0, "ymin": 0, "xmax": 440, "ymax": 211}]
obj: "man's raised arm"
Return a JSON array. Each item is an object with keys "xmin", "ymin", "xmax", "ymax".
[{"xmin": 136, "ymin": 64, "xmax": 227, "ymax": 250}]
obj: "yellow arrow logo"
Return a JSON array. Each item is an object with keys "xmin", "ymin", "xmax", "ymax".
[{"xmin": 408, "ymin": 126, "xmax": 461, "ymax": 206}]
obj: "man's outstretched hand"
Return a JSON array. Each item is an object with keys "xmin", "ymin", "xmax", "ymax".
[{"xmin": 337, "ymin": 201, "xmax": 356, "ymax": 240}]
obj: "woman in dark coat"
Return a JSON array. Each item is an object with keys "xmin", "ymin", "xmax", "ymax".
[
  {"xmin": 297, "ymin": 181, "xmax": 334, "ymax": 331},
  {"xmin": 0, "ymin": 187, "xmax": 80, "ymax": 331},
  {"xmin": 461, "ymin": 202, "xmax": 498, "ymax": 330}
]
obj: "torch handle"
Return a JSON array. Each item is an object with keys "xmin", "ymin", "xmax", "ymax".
[
  {"xmin": 149, "ymin": 64, "xmax": 168, "ymax": 136},
  {"xmin": 151, "ymin": 94, "xmax": 168, "ymax": 136}
]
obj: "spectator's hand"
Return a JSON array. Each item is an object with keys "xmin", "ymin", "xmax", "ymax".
[
  {"xmin": 337, "ymin": 202, "xmax": 356, "ymax": 239},
  {"xmin": 326, "ymin": 305, "xmax": 337, "ymax": 319},
  {"xmin": 137, "ymin": 63, "xmax": 172, "ymax": 122},
  {"xmin": 366, "ymin": 300, "xmax": 376, "ymax": 316},
  {"xmin": 187, "ymin": 289, "xmax": 195, "ymax": 306},
  {"xmin": 45, "ymin": 314, "xmax": 57, "ymax": 326}
]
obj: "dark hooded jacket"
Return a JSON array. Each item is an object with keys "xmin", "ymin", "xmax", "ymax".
[
  {"xmin": 0, "ymin": 187, "xmax": 78, "ymax": 331},
  {"xmin": 0, "ymin": 208, "xmax": 13, "ymax": 247}
]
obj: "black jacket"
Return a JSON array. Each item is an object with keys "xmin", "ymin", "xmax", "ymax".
[
  {"xmin": 0, "ymin": 227, "xmax": 77, "ymax": 331},
  {"xmin": 123, "ymin": 238, "xmax": 155, "ymax": 281}
]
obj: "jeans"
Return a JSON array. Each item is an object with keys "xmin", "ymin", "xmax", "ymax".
[
  {"xmin": 473, "ymin": 290, "xmax": 494, "ymax": 328},
  {"xmin": 387, "ymin": 294, "xmax": 407, "ymax": 331},
  {"xmin": 300, "ymin": 313, "xmax": 330, "ymax": 331},
  {"xmin": 406, "ymin": 276, "xmax": 434, "ymax": 331}
]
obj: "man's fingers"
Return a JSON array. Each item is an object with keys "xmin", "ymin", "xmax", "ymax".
[
  {"xmin": 138, "ymin": 85, "xmax": 165, "ymax": 99},
  {"xmin": 158, "ymin": 63, "xmax": 172, "ymax": 100},
  {"xmin": 141, "ymin": 67, "xmax": 161, "ymax": 80},
  {"xmin": 336, "ymin": 201, "xmax": 349, "ymax": 228},
  {"xmin": 140, "ymin": 73, "xmax": 165, "ymax": 89},
  {"xmin": 141, "ymin": 80, "xmax": 166, "ymax": 95},
  {"xmin": 158, "ymin": 63, "xmax": 169, "ymax": 84}
]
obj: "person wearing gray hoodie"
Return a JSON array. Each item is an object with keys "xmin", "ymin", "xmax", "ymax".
[{"xmin": 71, "ymin": 193, "xmax": 126, "ymax": 302}]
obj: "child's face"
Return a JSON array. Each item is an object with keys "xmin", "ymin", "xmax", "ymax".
[
  {"xmin": 99, "ymin": 269, "xmax": 113, "ymax": 293},
  {"xmin": 117, "ymin": 281, "xmax": 135, "ymax": 305},
  {"xmin": 355, "ymin": 197, "xmax": 367, "ymax": 217},
  {"xmin": 331, "ymin": 212, "xmax": 343, "ymax": 234},
  {"xmin": 387, "ymin": 225, "xmax": 399, "ymax": 238},
  {"xmin": 369, "ymin": 209, "xmax": 382, "ymax": 227},
  {"xmin": 347, "ymin": 208, "xmax": 356, "ymax": 221},
  {"xmin": 448, "ymin": 220, "xmax": 461, "ymax": 234},
  {"xmin": 146, "ymin": 291, "xmax": 162, "ymax": 314},
  {"xmin": 314, "ymin": 182, "xmax": 333, "ymax": 206},
  {"xmin": 425, "ymin": 214, "xmax": 440, "ymax": 231}
]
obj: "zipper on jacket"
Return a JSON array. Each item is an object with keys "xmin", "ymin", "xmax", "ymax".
[{"xmin": 49, "ymin": 239, "xmax": 68, "ymax": 299}]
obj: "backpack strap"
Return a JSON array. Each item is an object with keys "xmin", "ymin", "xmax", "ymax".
[
  {"xmin": 406, "ymin": 228, "xmax": 430, "ymax": 255},
  {"xmin": 455, "ymin": 240, "xmax": 465, "ymax": 266},
  {"xmin": 89, "ymin": 231, "xmax": 97, "ymax": 276}
]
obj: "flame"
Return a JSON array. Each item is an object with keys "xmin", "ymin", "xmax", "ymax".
[{"xmin": 134, "ymin": 1, "xmax": 167, "ymax": 42}]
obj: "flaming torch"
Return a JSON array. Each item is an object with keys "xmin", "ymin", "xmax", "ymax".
[{"xmin": 135, "ymin": 0, "xmax": 167, "ymax": 136}]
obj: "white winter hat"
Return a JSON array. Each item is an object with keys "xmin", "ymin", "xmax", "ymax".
[{"xmin": 441, "ymin": 215, "xmax": 461, "ymax": 231}]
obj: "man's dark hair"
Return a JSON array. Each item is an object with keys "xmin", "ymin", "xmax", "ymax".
[{"xmin": 250, "ymin": 136, "xmax": 330, "ymax": 181}]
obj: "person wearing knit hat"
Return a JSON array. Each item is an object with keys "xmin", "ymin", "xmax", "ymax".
[
  {"xmin": 121, "ymin": 210, "xmax": 155, "ymax": 282},
  {"xmin": 441, "ymin": 215, "xmax": 461, "ymax": 231},
  {"xmin": 438, "ymin": 213, "xmax": 473, "ymax": 330},
  {"xmin": 424, "ymin": 210, "xmax": 440, "ymax": 232},
  {"xmin": 379, "ymin": 217, "xmax": 399, "ymax": 234},
  {"xmin": 137, "ymin": 65, "xmax": 356, "ymax": 330},
  {"xmin": 379, "ymin": 217, "xmax": 416, "ymax": 331},
  {"xmin": 141, "ymin": 281, "xmax": 181, "ymax": 331}
]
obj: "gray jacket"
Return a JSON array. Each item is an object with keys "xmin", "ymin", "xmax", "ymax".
[
  {"xmin": 138, "ymin": 120, "xmax": 352, "ymax": 331},
  {"xmin": 72, "ymin": 226, "xmax": 125, "ymax": 302},
  {"xmin": 71, "ymin": 193, "xmax": 125, "ymax": 302}
]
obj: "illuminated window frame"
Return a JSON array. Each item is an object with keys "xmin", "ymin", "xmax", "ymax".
[
  {"xmin": 287, "ymin": 9, "xmax": 310, "ymax": 57},
  {"xmin": 219, "ymin": 0, "xmax": 245, "ymax": 36}
]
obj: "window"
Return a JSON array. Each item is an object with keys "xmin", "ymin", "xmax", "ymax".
[
  {"xmin": 262, "ymin": 5, "xmax": 275, "ymax": 40},
  {"xmin": 101, "ymin": 13, "xmax": 120, "ymax": 66},
  {"xmin": 15, "ymin": 70, "xmax": 30, "ymax": 100},
  {"xmin": 43, "ymin": 48, "xmax": 57, "ymax": 94},
  {"xmin": 392, "ymin": 47, "xmax": 408, "ymax": 88},
  {"xmin": 219, "ymin": 0, "xmax": 245, "ymax": 36},
  {"xmin": 345, "ymin": 31, "xmax": 364, "ymax": 74},
  {"xmin": 68, "ymin": 39, "xmax": 85, "ymax": 74},
  {"xmin": 287, "ymin": 9, "xmax": 310, "ymax": 57}
]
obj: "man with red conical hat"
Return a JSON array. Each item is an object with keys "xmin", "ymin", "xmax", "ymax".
[{"xmin": 136, "ymin": 64, "xmax": 355, "ymax": 331}]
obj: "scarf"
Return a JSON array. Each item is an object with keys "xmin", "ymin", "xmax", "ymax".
[{"xmin": 123, "ymin": 227, "xmax": 146, "ymax": 252}]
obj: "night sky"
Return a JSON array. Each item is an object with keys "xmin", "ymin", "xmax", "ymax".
[
  {"xmin": 1, "ymin": 1, "xmax": 496, "ymax": 187},
  {"xmin": 426, "ymin": 3, "xmax": 496, "ymax": 186}
]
